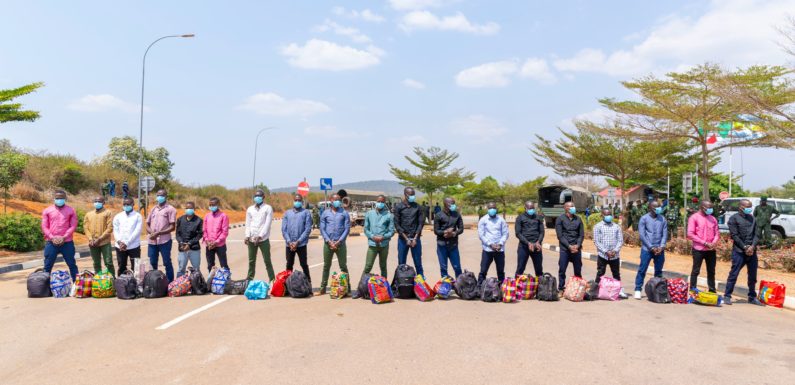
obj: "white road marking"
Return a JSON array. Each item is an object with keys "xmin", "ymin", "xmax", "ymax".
[{"xmin": 155, "ymin": 296, "xmax": 236, "ymax": 330}]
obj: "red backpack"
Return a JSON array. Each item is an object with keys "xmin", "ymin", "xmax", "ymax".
[{"xmin": 271, "ymin": 270, "xmax": 292, "ymax": 297}]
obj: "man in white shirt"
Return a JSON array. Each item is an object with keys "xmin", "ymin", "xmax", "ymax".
[
  {"xmin": 112, "ymin": 197, "xmax": 143, "ymax": 276},
  {"xmin": 245, "ymin": 189, "xmax": 274, "ymax": 281},
  {"xmin": 477, "ymin": 202, "xmax": 509, "ymax": 286}
]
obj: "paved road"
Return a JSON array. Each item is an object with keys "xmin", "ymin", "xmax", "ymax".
[{"xmin": 2, "ymin": 225, "xmax": 794, "ymax": 384}]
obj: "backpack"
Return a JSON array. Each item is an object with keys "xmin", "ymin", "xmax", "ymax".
[
  {"xmin": 563, "ymin": 276, "xmax": 587, "ymax": 302},
  {"xmin": 187, "ymin": 267, "xmax": 209, "ymax": 295},
  {"xmin": 414, "ymin": 274, "xmax": 435, "ymax": 301},
  {"xmin": 115, "ymin": 270, "xmax": 138, "ymax": 300},
  {"xmin": 329, "ymin": 272, "xmax": 349, "ymax": 299},
  {"xmin": 645, "ymin": 277, "xmax": 671, "ymax": 304},
  {"xmin": 91, "ymin": 269, "xmax": 116, "ymax": 298},
  {"xmin": 142, "ymin": 270, "xmax": 168, "ymax": 298},
  {"xmin": 688, "ymin": 289, "xmax": 722, "ymax": 306},
  {"xmin": 50, "ymin": 270, "xmax": 72, "ymax": 298},
  {"xmin": 168, "ymin": 273, "xmax": 192, "ymax": 297},
  {"xmin": 515, "ymin": 275, "xmax": 537, "ymax": 300},
  {"xmin": 758, "ymin": 280, "xmax": 786, "ymax": 308},
  {"xmin": 72, "ymin": 270, "xmax": 94, "ymax": 298},
  {"xmin": 434, "ymin": 276, "xmax": 455, "ymax": 299},
  {"xmin": 367, "ymin": 275, "xmax": 393, "ymax": 304},
  {"xmin": 224, "ymin": 279, "xmax": 249, "ymax": 295},
  {"xmin": 27, "ymin": 269, "xmax": 52, "ymax": 298},
  {"xmin": 667, "ymin": 278, "xmax": 689, "ymax": 304},
  {"xmin": 584, "ymin": 280, "xmax": 599, "ymax": 301},
  {"xmin": 245, "ymin": 280, "xmax": 270, "ymax": 300},
  {"xmin": 391, "ymin": 264, "xmax": 416, "ymax": 299},
  {"xmin": 480, "ymin": 277, "xmax": 502, "ymax": 302},
  {"xmin": 597, "ymin": 277, "xmax": 622, "ymax": 301},
  {"xmin": 454, "ymin": 270, "xmax": 479, "ymax": 300},
  {"xmin": 286, "ymin": 270, "xmax": 312, "ymax": 298},
  {"xmin": 501, "ymin": 277, "xmax": 517, "ymax": 303},
  {"xmin": 357, "ymin": 273, "xmax": 373, "ymax": 300},
  {"xmin": 211, "ymin": 268, "xmax": 231, "ymax": 295},
  {"xmin": 271, "ymin": 270, "xmax": 292, "ymax": 297},
  {"xmin": 537, "ymin": 273, "xmax": 559, "ymax": 301}
]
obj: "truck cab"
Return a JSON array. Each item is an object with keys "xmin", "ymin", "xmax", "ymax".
[{"xmin": 538, "ymin": 185, "xmax": 594, "ymax": 228}]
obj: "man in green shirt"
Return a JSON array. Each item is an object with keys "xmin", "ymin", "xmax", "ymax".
[{"xmin": 754, "ymin": 196, "xmax": 780, "ymax": 247}]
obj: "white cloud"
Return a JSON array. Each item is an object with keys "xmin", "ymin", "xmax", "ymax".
[
  {"xmin": 519, "ymin": 58, "xmax": 557, "ymax": 84},
  {"xmin": 280, "ymin": 39, "xmax": 384, "ymax": 71},
  {"xmin": 313, "ymin": 20, "xmax": 372, "ymax": 44},
  {"xmin": 455, "ymin": 60, "xmax": 518, "ymax": 88},
  {"xmin": 68, "ymin": 94, "xmax": 143, "ymax": 113},
  {"xmin": 388, "ymin": 0, "xmax": 457, "ymax": 11},
  {"xmin": 399, "ymin": 11, "xmax": 499, "ymax": 35},
  {"xmin": 237, "ymin": 92, "xmax": 331, "ymax": 117},
  {"xmin": 553, "ymin": 0, "xmax": 792, "ymax": 76},
  {"xmin": 402, "ymin": 78, "xmax": 426, "ymax": 89},
  {"xmin": 451, "ymin": 114, "xmax": 508, "ymax": 141},
  {"xmin": 303, "ymin": 125, "xmax": 361, "ymax": 139},
  {"xmin": 332, "ymin": 7, "xmax": 385, "ymax": 23}
]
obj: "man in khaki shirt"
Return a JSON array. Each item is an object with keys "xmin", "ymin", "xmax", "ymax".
[{"xmin": 85, "ymin": 196, "xmax": 115, "ymax": 276}]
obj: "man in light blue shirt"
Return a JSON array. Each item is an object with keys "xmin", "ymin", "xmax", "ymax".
[
  {"xmin": 477, "ymin": 202, "xmax": 509, "ymax": 286},
  {"xmin": 362, "ymin": 195, "xmax": 395, "ymax": 278},
  {"xmin": 634, "ymin": 201, "xmax": 668, "ymax": 299},
  {"xmin": 282, "ymin": 194, "xmax": 313, "ymax": 284},
  {"xmin": 318, "ymin": 193, "xmax": 351, "ymax": 295}
]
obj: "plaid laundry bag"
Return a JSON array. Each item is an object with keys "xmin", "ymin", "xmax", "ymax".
[
  {"xmin": 501, "ymin": 277, "xmax": 517, "ymax": 303},
  {"xmin": 91, "ymin": 269, "xmax": 116, "ymax": 298},
  {"xmin": 50, "ymin": 270, "xmax": 72, "ymax": 298},
  {"xmin": 758, "ymin": 280, "xmax": 786, "ymax": 308},
  {"xmin": 515, "ymin": 274, "xmax": 538, "ymax": 300},
  {"xmin": 434, "ymin": 276, "xmax": 455, "ymax": 299},
  {"xmin": 329, "ymin": 272, "xmax": 349, "ymax": 299},
  {"xmin": 168, "ymin": 273, "xmax": 192, "ymax": 297},
  {"xmin": 72, "ymin": 270, "xmax": 94, "ymax": 298},
  {"xmin": 667, "ymin": 278, "xmax": 689, "ymax": 304},
  {"xmin": 414, "ymin": 274, "xmax": 435, "ymax": 301},
  {"xmin": 368, "ymin": 275, "xmax": 393, "ymax": 304}
]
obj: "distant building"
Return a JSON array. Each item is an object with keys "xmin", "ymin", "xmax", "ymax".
[{"xmin": 596, "ymin": 185, "xmax": 667, "ymax": 206}]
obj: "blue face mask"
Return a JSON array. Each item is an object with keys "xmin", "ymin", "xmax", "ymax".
[
  {"xmin": 376, "ymin": 202, "xmax": 386, "ymax": 210},
  {"xmin": 743, "ymin": 207, "xmax": 753, "ymax": 215},
  {"xmin": 568, "ymin": 207, "xmax": 577, "ymax": 215},
  {"xmin": 123, "ymin": 205, "xmax": 133, "ymax": 213},
  {"xmin": 705, "ymin": 208, "xmax": 714, "ymax": 215},
  {"xmin": 449, "ymin": 204, "xmax": 457, "ymax": 212},
  {"xmin": 293, "ymin": 201, "xmax": 303, "ymax": 209},
  {"xmin": 655, "ymin": 207, "xmax": 663, "ymax": 215},
  {"xmin": 407, "ymin": 195, "xmax": 416, "ymax": 203},
  {"xmin": 253, "ymin": 196, "xmax": 264, "ymax": 204},
  {"xmin": 526, "ymin": 209, "xmax": 536, "ymax": 216},
  {"xmin": 333, "ymin": 200, "xmax": 342, "ymax": 208},
  {"xmin": 488, "ymin": 208, "xmax": 497, "ymax": 217},
  {"xmin": 604, "ymin": 215, "xmax": 613, "ymax": 223},
  {"xmin": 156, "ymin": 196, "xmax": 166, "ymax": 204},
  {"xmin": 209, "ymin": 206, "xmax": 218, "ymax": 213},
  {"xmin": 185, "ymin": 208, "xmax": 195, "ymax": 216},
  {"xmin": 94, "ymin": 202, "xmax": 104, "ymax": 210},
  {"xmin": 54, "ymin": 198, "xmax": 66, "ymax": 207}
]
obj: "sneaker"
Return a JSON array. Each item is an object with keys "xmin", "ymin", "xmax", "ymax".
[
  {"xmin": 724, "ymin": 297, "xmax": 732, "ymax": 305},
  {"xmin": 748, "ymin": 297, "xmax": 765, "ymax": 306},
  {"xmin": 619, "ymin": 289, "xmax": 628, "ymax": 299},
  {"xmin": 351, "ymin": 290, "xmax": 362, "ymax": 299},
  {"xmin": 634, "ymin": 290, "xmax": 642, "ymax": 300}
]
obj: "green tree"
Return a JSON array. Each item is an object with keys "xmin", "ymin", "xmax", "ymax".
[
  {"xmin": 389, "ymin": 146, "xmax": 475, "ymax": 209},
  {"xmin": 0, "ymin": 82, "xmax": 44, "ymax": 123},
  {"xmin": 598, "ymin": 64, "xmax": 795, "ymax": 200},
  {"xmin": 103, "ymin": 136, "xmax": 175, "ymax": 188},
  {"xmin": 58, "ymin": 163, "xmax": 88, "ymax": 194},
  {"xmin": 0, "ymin": 151, "xmax": 28, "ymax": 213}
]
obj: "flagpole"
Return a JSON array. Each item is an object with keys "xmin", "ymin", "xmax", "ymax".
[{"xmin": 728, "ymin": 124, "xmax": 733, "ymax": 197}]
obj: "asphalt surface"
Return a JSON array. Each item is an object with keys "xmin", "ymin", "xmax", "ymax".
[{"xmin": 2, "ymin": 225, "xmax": 794, "ymax": 384}]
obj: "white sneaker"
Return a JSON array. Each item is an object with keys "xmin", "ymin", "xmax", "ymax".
[
  {"xmin": 619, "ymin": 288, "xmax": 628, "ymax": 299},
  {"xmin": 634, "ymin": 290, "xmax": 642, "ymax": 300}
]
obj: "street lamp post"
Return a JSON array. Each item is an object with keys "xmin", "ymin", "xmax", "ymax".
[
  {"xmin": 253, "ymin": 127, "xmax": 276, "ymax": 191},
  {"xmin": 137, "ymin": 34, "xmax": 195, "ymax": 204}
]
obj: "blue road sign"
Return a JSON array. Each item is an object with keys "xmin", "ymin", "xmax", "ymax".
[{"xmin": 320, "ymin": 178, "xmax": 333, "ymax": 191}]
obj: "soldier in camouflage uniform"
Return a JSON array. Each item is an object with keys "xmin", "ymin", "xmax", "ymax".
[
  {"xmin": 754, "ymin": 196, "xmax": 780, "ymax": 247},
  {"xmin": 665, "ymin": 202, "xmax": 680, "ymax": 239},
  {"xmin": 631, "ymin": 200, "xmax": 642, "ymax": 231}
]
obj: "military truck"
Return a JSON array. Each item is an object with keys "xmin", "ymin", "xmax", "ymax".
[{"xmin": 538, "ymin": 185, "xmax": 594, "ymax": 228}]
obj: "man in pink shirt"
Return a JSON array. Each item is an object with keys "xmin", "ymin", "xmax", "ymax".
[
  {"xmin": 41, "ymin": 190, "xmax": 79, "ymax": 280},
  {"xmin": 146, "ymin": 189, "xmax": 177, "ymax": 281},
  {"xmin": 203, "ymin": 197, "xmax": 230, "ymax": 272},
  {"xmin": 687, "ymin": 200, "xmax": 720, "ymax": 292}
]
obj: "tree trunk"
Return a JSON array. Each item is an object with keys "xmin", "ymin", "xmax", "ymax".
[
  {"xmin": 700, "ymin": 142, "xmax": 710, "ymax": 201},
  {"xmin": 619, "ymin": 180, "xmax": 627, "ymax": 227},
  {"xmin": 427, "ymin": 192, "xmax": 434, "ymax": 223}
]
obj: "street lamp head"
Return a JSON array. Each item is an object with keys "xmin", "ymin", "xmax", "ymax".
[{"xmin": 180, "ymin": 34, "xmax": 195, "ymax": 38}]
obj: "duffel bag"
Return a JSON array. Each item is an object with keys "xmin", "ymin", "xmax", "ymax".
[
  {"xmin": 759, "ymin": 280, "xmax": 786, "ymax": 308},
  {"xmin": 516, "ymin": 274, "xmax": 537, "ymax": 300},
  {"xmin": 357, "ymin": 273, "xmax": 373, "ymax": 300},
  {"xmin": 115, "ymin": 270, "xmax": 138, "ymax": 300},
  {"xmin": 211, "ymin": 268, "xmax": 231, "ymax": 295},
  {"xmin": 91, "ymin": 269, "xmax": 116, "ymax": 298},
  {"xmin": 245, "ymin": 280, "xmax": 270, "ymax": 300},
  {"xmin": 329, "ymin": 271, "xmax": 349, "ymax": 299},
  {"xmin": 414, "ymin": 274, "xmax": 434, "ymax": 302},
  {"xmin": 143, "ymin": 270, "xmax": 168, "ymax": 299},
  {"xmin": 645, "ymin": 277, "xmax": 671, "ymax": 304},
  {"xmin": 689, "ymin": 288, "xmax": 722, "ymax": 306},
  {"xmin": 480, "ymin": 277, "xmax": 501, "ymax": 302},
  {"xmin": 50, "ymin": 270, "xmax": 72, "ymax": 298},
  {"xmin": 583, "ymin": 280, "xmax": 599, "ymax": 301},
  {"xmin": 501, "ymin": 277, "xmax": 517, "ymax": 303},
  {"xmin": 286, "ymin": 270, "xmax": 312, "ymax": 298},
  {"xmin": 271, "ymin": 270, "xmax": 292, "ymax": 297},
  {"xmin": 368, "ymin": 275, "xmax": 393, "ymax": 304},
  {"xmin": 667, "ymin": 277, "xmax": 689, "ymax": 304},
  {"xmin": 168, "ymin": 273, "xmax": 192, "ymax": 297},
  {"xmin": 537, "ymin": 273, "xmax": 559, "ymax": 301},
  {"xmin": 72, "ymin": 270, "xmax": 94, "ymax": 298},
  {"xmin": 563, "ymin": 276, "xmax": 587, "ymax": 302},
  {"xmin": 434, "ymin": 276, "xmax": 455, "ymax": 299},
  {"xmin": 187, "ymin": 267, "xmax": 208, "ymax": 295},
  {"xmin": 391, "ymin": 264, "xmax": 416, "ymax": 299},
  {"xmin": 224, "ymin": 279, "xmax": 249, "ymax": 295},
  {"xmin": 454, "ymin": 270, "xmax": 479, "ymax": 300},
  {"xmin": 597, "ymin": 277, "xmax": 621, "ymax": 301},
  {"xmin": 27, "ymin": 268, "xmax": 52, "ymax": 298}
]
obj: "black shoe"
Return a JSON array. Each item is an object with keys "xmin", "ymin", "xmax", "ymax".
[
  {"xmin": 352, "ymin": 290, "xmax": 362, "ymax": 299},
  {"xmin": 748, "ymin": 297, "xmax": 765, "ymax": 306},
  {"xmin": 724, "ymin": 297, "xmax": 732, "ymax": 305}
]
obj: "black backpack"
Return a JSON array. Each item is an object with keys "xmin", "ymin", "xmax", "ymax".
[
  {"xmin": 480, "ymin": 277, "xmax": 502, "ymax": 302},
  {"xmin": 27, "ymin": 268, "xmax": 52, "ymax": 298},
  {"xmin": 391, "ymin": 264, "xmax": 416, "ymax": 299},
  {"xmin": 537, "ymin": 273, "xmax": 559, "ymax": 301},
  {"xmin": 454, "ymin": 270, "xmax": 479, "ymax": 300},
  {"xmin": 645, "ymin": 277, "xmax": 671, "ymax": 304},
  {"xmin": 188, "ymin": 267, "xmax": 209, "ymax": 295},
  {"xmin": 224, "ymin": 279, "xmax": 249, "ymax": 295},
  {"xmin": 142, "ymin": 270, "xmax": 168, "ymax": 298},
  {"xmin": 286, "ymin": 270, "xmax": 312, "ymax": 298},
  {"xmin": 115, "ymin": 270, "xmax": 138, "ymax": 300},
  {"xmin": 583, "ymin": 279, "xmax": 599, "ymax": 301},
  {"xmin": 357, "ymin": 273, "xmax": 373, "ymax": 300}
]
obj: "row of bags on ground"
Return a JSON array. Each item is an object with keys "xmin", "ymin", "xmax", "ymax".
[{"xmin": 642, "ymin": 276, "xmax": 786, "ymax": 308}]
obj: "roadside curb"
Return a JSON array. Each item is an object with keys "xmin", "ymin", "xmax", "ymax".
[{"xmin": 542, "ymin": 243, "xmax": 795, "ymax": 310}]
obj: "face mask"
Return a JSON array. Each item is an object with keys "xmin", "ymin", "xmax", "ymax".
[
  {"xmin": 123, "ymin": 205, "xmax": 133, "ymax": 213},
  {"xmin": 407, "ymin": 195, "xmax": 416, "ymax": 203},
  {"xmin": 705, "ymin": 208, "xmax": 714, "ymax": 215},
  {"xmin": 604, "ymin": 215, "xmax": 613, "ymax": 223},
  {"xmin": 94, "ymin": 202, "xmax": 104, "ymax": 210},
  {"xmin": 488, "ymin": 208, "xmax": 497, "ymax": 217},
  {"xmin": 449, "ymin": 204, "xmax": 457, "ymax": 212},
  {"xmin": 185, "ymin": 208, "xmax": 195, "ymax": 216},
  {"xmin": 54, "ymin": 198, "xmax": 66, "ymax": 207},
  {"xmin": 526, "ymin": 209, "xmax": 536, "ymax": 216},
  {"xmin": 253, "ymin": 196, "xmax": 264, "ymax": 204},
  {"xmin": 209, "ymin": 206, "xmax": 218, "ymax": 213},
  {"xmin": 376, "ymin": 202, "xmax": 386, "ymax": 210},
  {"xmin": 156, "ymin": 196, "xmax": 166, "ymax": 204},
  {"xmin": 293, "ymin": 201, "xmax": 303, "ymax": 209},
  {"xmin": 743, "ymin": 207, "xmax": 753, "ymax": 215},
  {"xmin": 568, "ymin": 207, "xmax": 577, "ymax": 215},
  {"xmin": 333, "ymin": 200, "xmax": 342, "ymax": 208},
  {"xmin": 655, "ymin": 207, "xmax": 663, "ymax": 215}
]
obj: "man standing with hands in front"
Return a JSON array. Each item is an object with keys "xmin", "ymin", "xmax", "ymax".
[
  {"xmin": 394, "ymin": 187, "xmax": 425, "ymax": 277},
  {"xmin": 85, "ymin": 196, "xmax": 115, "ymax": 276},
  {"xmin": 434, "ymin": 197, "xmax": 464, "ymax": 279},
  {"xmin": 282, "ymin": 194, "xmax": 313, "ymax": 283},
  {"xmin": 146, "ymin": 189, "xmax": 177, "ymax": 281},
  {"xmin": 687, "ymin": 200, "xmax": 720, "ymax": 292},
  {"xmin": 634, "ymin": 201, "xmax": 668, "ymax": 299},
  {"xmin": 477, "ymin": 202, "xmax": 509, "ymax": 286},
  {"xmin": 556, "ymin": 201, "xmax": 584, "ymax": 294},
  {"xmin": 318, "ymin": 193, "xmax": 351, "ymax": 296},
  {"xmin": 41, "ymin": 190, "xmax": 79, "ymax": 281},
  {"xmin": 515, "ymin": 201, "xmax": 544, "ymax": 277},
  {"xmin": 175, "ymin": 201, "xmax": 202, "ymax": 277},
  {"xmin": 113, "ymin": 198, "xmax": 142, "ymax": 276},
  {"xmin": 245, "ymin": 189, "xmax": 274, "ymax": 281},
  {"xmin": 203, "ymin": 197, "xmax": 230, "ymax": 273},
  {"xmin": 724, "ymin": 199, "xmax": 764, "ymax": 306}
]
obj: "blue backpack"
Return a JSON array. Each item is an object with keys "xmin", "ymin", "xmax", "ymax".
[
  {"xmin": 244, "ymin": 280, "xmax": 270, "ymax": 300},
  {"xmin": 50, "ymin": 270, "xmax": 72, "ymax": 298},
  {"xmin": 211, "ymin": 268, "xmax": 231, "ymax": 295}
]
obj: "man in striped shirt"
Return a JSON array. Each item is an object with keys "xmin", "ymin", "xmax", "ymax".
[{"xmin": 593, "ymin": 208, "xmax": 628, "ymax": 298}]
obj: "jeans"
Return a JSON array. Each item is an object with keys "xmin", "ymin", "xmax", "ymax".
[
  {"xmin": 558, "ymin": 247, "xmax": 583, "ymax": 290},
  {"xmin": 115, "ymin": 247, "xmax": 141, "ymax": 276},
  {"xmin": 634, "ymin": 249, "xmax": 665, "ymax": 291},
  {"xmin": 206, "ymin": 245, "xmax": 229, "ymax": 272},
  {"xmin": 286, "ymin": 245, "xmax": 311, "ymax": 283},
  {"xmin": 247, "ymin": 240, "xmax": 274, "ymax": 281},
  {"xmin": 516, "ymin": 243, "xmax": 543, "ymax": 277},
  {"xmin": 690, "ymin": 249, "xmax": 717, "ymax": 292},
  {"xmin": 177, "ymin": 249, "xmax": 201, "ymax": 277},
  {"xmin": 148, "ymin": 239, "xmax": 174, "ymax": 282},
  {"xmin": 397, "ymin": 237, "xmax": 424, "ymax": 276},
  {"xmin": 596, "ymin": 257, "xmax": 620, "ymax": 283},
  {"xmin": 436, "ymin": 244, "xmax": 462, "ymax": 279},
  {"xmin": 478, "ymin": 250, "xmax": 505, "ymax": 286},
  {"xmin": 724, "ymin": 249, "xmax": 758, "ymax": 299},
  {"xmin": 90, "ymin": 243, "xmax": 115, "ymax": 276},
  {"xmin": 43, "ymin": 241, "xmax": 78, "ymax": 281},
  {"xmin": 363, "ymin": 245, "xmax": 389, "ymax": 278},
  {"xmin": 320, "ymin": 242, "xmax": 349, "ymax": 291}
]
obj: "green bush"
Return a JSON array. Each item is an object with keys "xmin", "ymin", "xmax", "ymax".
[
  {"xmin": 75, "ymin": 208, "xmax": 85, "ymax": 234},
  {"xmin": 0, "ymin": 213, "xmax": 44, "ymax": 252},
  {"xmin": 58, "ymin": 163, "xmax": 89, "ymax": 194}
]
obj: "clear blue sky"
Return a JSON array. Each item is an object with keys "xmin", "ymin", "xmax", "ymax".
[{"xmin": 2, "ymin": 0, "xmax": 793, "ymax": 191}]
